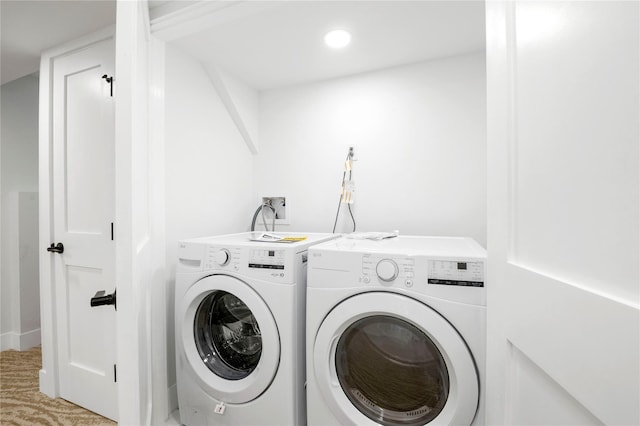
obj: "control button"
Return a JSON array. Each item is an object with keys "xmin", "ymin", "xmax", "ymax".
[
  {"xmin": 405, "ymin": 279, "xmax": 414, "ymax": 288},
  {"xmin": 376, "ymin": 259, "xmax": 399, "ymax": 282},
  {"xmin": 362, "ymin": 276, "xmax": 371, "ymax": 284},
  {"xmin": 214, "ymin": 249, "xmax": 230, "ymax": 266}
]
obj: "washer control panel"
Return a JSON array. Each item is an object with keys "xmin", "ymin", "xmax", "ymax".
[
  {"xmin": 248, "ymin": 249, "xmax": 285, "ymax": 270},
  {"xmin": 213, "ymin": 249, "xmax": 230, "ymax": 266},
  {"xmin": 204, "ymin": 246, "xmax": 242, "ymax": 271},
  {"xmin": 200, "ymin": 245, "xmax": 292, "ymax": 282}
]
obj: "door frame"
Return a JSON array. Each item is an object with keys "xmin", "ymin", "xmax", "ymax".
[
  {"xmin": 39, "ymin": 2, "xmax": 161, "ymax": 424},
  {"xmin": 38, "ymin": 25, "xmax": 117, "ymax": 399},
  {"xmin": 38, "ymin": 2, "xmax": 157, "ymax": 422}
]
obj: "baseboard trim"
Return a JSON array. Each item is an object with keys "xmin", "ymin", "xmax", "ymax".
[
  {"xmin": 168, "ymin": 383, "xmax": 178, "ymax": 413},
  {"xmin": 39, "ymin": 367, "xmax": 57, "ymax": 397},
  {"xmin": 19, "ymin": 328, "xmax": 41, "ymax": 350},
  {"xmin": 0, "ymin": 328, "xmax": 40, "ymax": 351},
  {"xmin": 0, "ymin": 332, "xmax": 18, "ymax": 351}
]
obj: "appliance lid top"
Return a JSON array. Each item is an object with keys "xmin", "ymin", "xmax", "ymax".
[
  {"xmin": 310, "ymin": 235, "xmax": 486, "ymax": 258},
  {"xmin": 180, "ymin": 231, "xmax": 337, "ymax": 249}
]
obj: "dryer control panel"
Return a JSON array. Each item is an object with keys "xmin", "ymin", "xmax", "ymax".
[
  {"xmin": 427, "ymin": 260, "xmax": 484, "ymax": 287},
  {"xmin": 362, "ymin": 255, "xmax": 416, "ymax": 287},
  {"xmin": 308, "ymin": 235, "xmax": 486, "ymax": 306},
  {"xmin": 360, "ymin": 255, "xmax": 484, "ymax": 287},
  {"xmin": 356, "ymin": 254, "xmax": 485, "ymax": 305}
]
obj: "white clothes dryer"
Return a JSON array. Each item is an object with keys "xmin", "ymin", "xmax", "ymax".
[
  {"xmin": 306, "ymin": 236, "xmax": 487, "ymax": 426},
  {"xmin": 175, "ymin": 232, "xmax": 337, "ymax": 426}
]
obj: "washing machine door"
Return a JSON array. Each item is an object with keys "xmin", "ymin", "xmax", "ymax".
[
  {"xmin": 180, "ymin": 274, "xmax": 280, "ymax": 403},
  {"xmin": 313, "ymin": 292, "xmax": 478, "ymax": 426}
]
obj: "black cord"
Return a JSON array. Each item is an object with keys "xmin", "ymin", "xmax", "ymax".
[
  {"xmin": 331, "ymin": 191, "xmax": 343, "ymax": 234},
  {"xmin": 348, "ymin": 167, "xmax": 356, "ymax": 232},
  {"xmin": 348, "ymin": 202, "xmax": 356, "ymax": 232}
]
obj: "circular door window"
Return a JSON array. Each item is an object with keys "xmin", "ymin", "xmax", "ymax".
[
  {"xmin": 194, "ymin": 290, "xmax": 262, "ymax": 380},
  {"xmin": 180, "ymin": 275, "xmax": 280, "ymax": 403},
  {"xmin": 335, "ymin": 315, "xmax": 449, "ymax": 425},
  {"xmin": 313, "ymin": 292, "xmax": 478, "ymax": 425}
]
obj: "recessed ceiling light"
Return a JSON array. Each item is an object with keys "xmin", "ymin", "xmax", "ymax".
[{"xmin": 324, "ymin": 29, "xmax": 351, "ymax": 49}]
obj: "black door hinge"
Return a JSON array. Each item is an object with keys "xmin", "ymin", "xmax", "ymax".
[
  {"xmin": 111, "ymin": 222, "xmax": 114, "ymax": 241},
  {"xmin": 102, "ymin": 74, "xmax": 114, "ymax": 97},
  {"xmin": 114, "ymin": 364, "xmax": 117, "ymax": 383}
]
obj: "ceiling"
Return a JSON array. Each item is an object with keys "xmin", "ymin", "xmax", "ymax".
[
  {"xmin": 1, "ymin": 1, "xmax": 485, "ymax": 89},
  {"xmin": 169, "ymin": 1, "xmax": 486, "ymax": 91},
  {"xmin": 0, "ymin": 0, "xmax": 116, "ymax": 85}
]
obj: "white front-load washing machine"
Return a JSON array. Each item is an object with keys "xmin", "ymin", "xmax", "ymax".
[
  {"xmin": 175, "ymin": 232, "xmax": 337, "ymax": 426},
  {"xmin": 307, "ymin": 236, "xmax": 486, "ymax": 426}
]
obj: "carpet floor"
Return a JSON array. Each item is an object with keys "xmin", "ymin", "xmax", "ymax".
[{"xmin": 0, "ymin": 346, "xmax": 116, "ymax": 425}]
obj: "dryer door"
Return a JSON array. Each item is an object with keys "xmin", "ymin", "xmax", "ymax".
[
  {"xmin": 180, "ymin": 274, "xmax": 280, "ymax": 403},
  {"xmin": 313, "ymin": 292, "xmax": 478, "ymax": 426}
]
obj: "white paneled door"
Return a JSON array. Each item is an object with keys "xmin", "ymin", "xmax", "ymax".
[
  {"xmin": 486, "ymin": 2, "xmax": 639, "ymax": 425},
  {"xmin": 50, "ymin": 36, "xmax": 117, "ymax": 421}
]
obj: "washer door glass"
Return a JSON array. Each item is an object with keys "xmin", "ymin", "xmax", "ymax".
[
  {"xmin": 336, "ymin": 315, "xmax": 449, "ymax": 425},
  {"xmin": 194, "ymin": 290, "xmax": 262, "ymax": 380}
]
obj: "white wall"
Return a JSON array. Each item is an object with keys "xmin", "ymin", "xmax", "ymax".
[
  {"xmin": 164, "ymin": 45, "xmax": 255, "ymax": 389},
  {"xmin": 254, "ymin": 52, "xmax": 487, "ymax": 246},
  {"xmin": 0, "ymin": 74, "xmax": 40, "ymax": 350},
  {"xmin": 1, "ymin": 192, "xmax": 41, "ymax": 350},
  {"xmin": 0, "ymin": 75, "xmax": 39, "ymax": 192}
]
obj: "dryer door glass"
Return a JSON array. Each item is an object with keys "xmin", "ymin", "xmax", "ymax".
[
  {"xmin": 194, "ymin": 290, "xmax": 262, "ymax": 380},
  {"xmin": 336, "ymin": 315, "xmax": 449, "ymax": 425}
]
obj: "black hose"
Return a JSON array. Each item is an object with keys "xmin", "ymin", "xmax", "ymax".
[
  {"xmin": 348, "ymin": 203, "xmax": 356, "ymax": 232},
  {"xmin": 331, "ymin": 191, "xmax": 343, "ymax": 234},
  {"xmin": 250, "ymin": 204, "xmax": 276, "ymax": 232},
  {"xmin": 250, "ymin": 205, "xmax": 262, "ymax": 231}
]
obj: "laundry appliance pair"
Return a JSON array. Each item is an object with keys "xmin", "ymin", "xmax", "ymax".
[{"xmin": 175, "ymin": 232, "xmax": 486, "ymax": 426}]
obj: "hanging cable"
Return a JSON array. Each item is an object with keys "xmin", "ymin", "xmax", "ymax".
[
  {"xmin": 331, "ymin": 188, "xmax": 344, "ymax": 234},
  {"xmin": 347, "ymin": 203, "xmax": 356, "ymax": 232},
  {"xmin": 332, "ymin": 148, "xmax": 357, "ymax": 233},
  {"xmin": 346, "ymin": 151, "xmax": 356, "ymax": 232}
]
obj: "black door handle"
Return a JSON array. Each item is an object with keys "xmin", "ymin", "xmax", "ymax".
[
  {"xmin": 90, "ymin": 290, "xmax": 116, "ymax": 310},
  {"xmin": 47, "ymin": 242, "xmax": 64, "ymax": 253}
]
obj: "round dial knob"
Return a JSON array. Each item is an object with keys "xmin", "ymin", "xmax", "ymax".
[
  {"xmin": 376, "ymin": 259, "xmax": 399, "ymax": 282},
  {"xmin": 214, "ymin": 249, "xmax": 230, "ymax": 266}
]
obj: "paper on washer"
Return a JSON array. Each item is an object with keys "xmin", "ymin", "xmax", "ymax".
[{"xmin": 249, "ymin": 232, "xmax": 307, "ymax": 243}]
